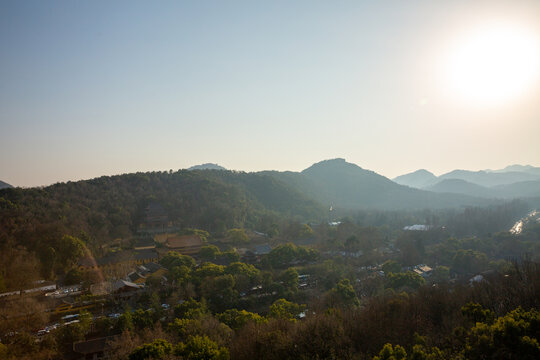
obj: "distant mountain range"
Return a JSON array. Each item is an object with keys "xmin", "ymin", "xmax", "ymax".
[
  {"xmin": 424, "ymin": 179, "xmax": 495, "ymax": 198},
  {"xmin": 0, "ymin": 180, "xmax": 13, "ymax": 189},
  {"xmin": 188, "ymin": 163, "xmax": 227, "ymax": 171},
  {"xmin": 262, "ymin": 159, "xmax": 491, "ymax": 210},
  {"xmin": 394, "ymin": 165, "xmax": 540, "ymax": 199},
  {"xmin": 489, "ymin": 164, "xmax": 540, "ymax": 176},
  {"xmin": 2, "ymin": 160, "xmax": 538, "ymax": 223},
  {"xmin": 438, "ymin": 169, "xmax": 539, "ymax": 187}
]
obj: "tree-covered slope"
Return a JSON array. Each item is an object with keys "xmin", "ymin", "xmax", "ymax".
[
  {"xmin": 494, "ymin": 180, "xmax": 540, "ymax": 199},
  {"xmin": 424, "ymin": 179, "xmax": 495, "ymax": 198},
  {"xmin": 266, "ymin": 159, "xmax": 491, "ymax": 210},
  {"xmin": 199, "ymin": 170, "xmax": 323, "ymax": 219},
  {"xmin": 0, "ymin": 170, "xmax": 323, "ymax": 254},
  {"xmin": 0, "ymin": 180, "xmax": 12, "ymax": 189}
]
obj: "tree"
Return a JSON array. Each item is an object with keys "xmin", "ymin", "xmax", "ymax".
[
  {"xmin": 226, "ymin": 229, "xmax": 249, "ymax": 244},
  {"xmin": 94, "ymin": 316, "xmax": 114, "ymax": 336},
  {"xmin": 0, "ymin": 297, "xmax": 48, "ymax": 335},
  {"xmin": 430, "ymin": 266, "xmax": 450, "ymax": 283},
  {"xmin": 64, "ymin": 267, "xmax": 83, "ymax": 285},
  {"xmin": 409, "ymin": 344, "xmax": 444, "ymax": 360},
  {"xmin": 221, "ymin": 250, "xmax": 240, "ymax": 263},
  {"xmin": 194, "ymin": 263, "xmax": 225, "ymax": 280},
  {"xmin": 344, "ymin": 235, "xmax": 361, "ymax": 253},
  {"xmin": 279, "ymin": 268, "xmax": 299, "ymax": 294},
  {"xmin": 268, "ymin": 298, "xmax": 306, "ymax": 320},
  {"xmin": 397, "ymin": 237, "xmax": 423, "ymax": 267},
  {"xmin": 55, "ymin": 322, "xmax": 86, "ymax": 353},
  {"xmin": 115, "ymin": 310, "xmax": 134, "ymax": 333},
  {"xmin": 160, "ymin": 252, "xmax": 196, "ymax": 270},
  {"xmin": 461, "ymin": 302, "xmax": 494, "ymax": 324},
  {"xmin": 132, "ymin": 309, "xmax": 156, "ymax": 330},
  {"xmin": 129, "ymin": 339, "xmax": 173, "ymax": 360},
  {"xmin": 0, "ymin": 273, "xmax": 6, "ymax": 292},
  {"xmin": 217, "ymin": 309, "xmax": 264, "ymax": 330},
  {"xmin": 267, "ymin": 243, "xmax": 297, "ymax": 267},
  {"xmin": 357, "ymin": 226, "xmax": 382, "ymax": 253},
  {"xmin": 299, "ymin": 224, "xmax": 314, "ymax": 239},
  {"xmin": 168, "ymin": 316, "xmax": 233, "ymax": 346},
  {"xmin": 3, "ymin": 332, "xmax": 40, "ymax": 358},
  {"xmin": 373, "ymin": 343, "xmax": 443, "ymax": 360},
  {"xmin": 171, "ymin": 265, "xmax": 192, "ymax": 285},
  {"xmin": 373, "ymin": 343, "xmax": 407, "ymax": 360},
  {"xmin": 225, "ymin": 262, "xmax": 261, "ymax": 293},
  {"xmin": 55, "ymin": 235, "xmax": 86, "ymax": 271},
  {"xmin": 382, "ymin": 260, "xmax": 401, "ymax": 275},
  {"xmin": 386, "ymin": 272, "xmax": 425, "ymax": 291},
  {"xmin": 175, "ymin": 335, "xmax": 229, "ymax": 360},
  {"xmin": 291, "ymin": 313, "xmax": 354, "ymax": 360},
  {"xmin": 328, "ymin": 278, "xmax": 359, "ymax": 308},
  {"xmin": 0, "ymin": 343, "xmax": 7, "ymax": 359},
  {"xmin": 77, "ymin": 311, "xmax": 92, "ymax": 333},
  {"xmin": 266, "ymin": 243, "xmax": 318, "ymax": 268},
  {"xmin": 200, "ymin": 275, "xmax": 237, "ymax": 311},
  {"xmin": 199, "ymin": 245, "xmax": 221, "ymax": 262},
  {"xmin": 296, "ymin": 245, "xmax": 319, "ymax": 263},
  {"xmin": 174, "ymin": 298, "xmax": 209, "ymax": 320},
  {"xmin": 465, "ymin": 307, "xmax": 540, "ymax": 359},
  {"xmin": 225, "ymin": 262, "xmax": 259, "ymax": 278},
  {"xmin": 283, "ymin": 221, "xmax": 313, "ymax": 239},
  {"xmin": 452, "ymin": 249, "xmax": 488, "ymax": 275}
]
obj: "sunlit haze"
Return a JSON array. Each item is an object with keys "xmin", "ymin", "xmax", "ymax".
[
  {"xmin": 2, "ymin": 0, "xmax": 540, "ymax": 187},
  {"xmin": 443, "ymin": 22, "xmax": 540, "ymax": 105}
]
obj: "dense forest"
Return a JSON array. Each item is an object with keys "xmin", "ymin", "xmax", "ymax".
[
  {"xmin": 0, "ymin": 169, "xmax": 323, "ymax": 281},
  {"xmin": 0, "ymin": 167, "xmax": 533, "ymax": 286}
]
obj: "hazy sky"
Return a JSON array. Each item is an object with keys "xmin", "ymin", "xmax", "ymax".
[{"xmin": 2, "ymin": 0, "xmax": 540, "ymax": 187}]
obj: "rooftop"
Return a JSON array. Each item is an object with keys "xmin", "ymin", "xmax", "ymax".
[
  {"xmin": 111, "ymin": 279, "xmax": 141, "ymax": 293},
  {"xmin": 134, "ymin": 237, "xmax": 155, "ymax": 249},
  {"xmin": 73, "ymin": 336, "xmax": 117, "ymax": 355},
  {"xmin": 166, "ymin": 235, "xmax": 203, "ymax": 249},
  {"xmin": 253, "ymin": 244, "xmax": 272, "ymax": 255},
  {"xmin": 142, "ymin": 262, "xmax": 164, "ymax": 273},
  {"xmin": 93, "ymin": 249, "xmax": 158, "ymax": 266}
]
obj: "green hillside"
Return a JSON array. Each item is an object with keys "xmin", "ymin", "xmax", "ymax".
[
  {"xmin": 0, "ymin": 170, "xmax": 324, "ymax": 254},
  {"xmin": 266, "ymin": 159, "xmax": 492, "ymax": 210}
]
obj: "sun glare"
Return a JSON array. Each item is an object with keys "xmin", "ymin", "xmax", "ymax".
[{"xmin": 444, "ymin": 23, "xmax": 540, "ymax": 106}]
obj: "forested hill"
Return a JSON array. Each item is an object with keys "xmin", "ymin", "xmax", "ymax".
[
  {"xmin": 264, "ymin": 159, "xmax": 492, "ymax": 210},
  {"xmin": 0, "ymin": 170, "xmax": 324, "ymax": 252},
  {"xmin": 0, "ymin": 159, "xmax": 494, "ymax": 254},
  {"xmin": 0, "ymin": 180, "xmax": 12, "ymax": 189}
]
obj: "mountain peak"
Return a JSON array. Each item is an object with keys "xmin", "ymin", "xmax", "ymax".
[
  {"xmin": 502, "ymin": 164, "xmax": 535, "ymax": 172},
  {"xmin": 302, "ymin": 158, "xmax": 364, "ymax": 173},
  {"xmin": 188, "ymin": 163, "xmax": 227, "ymax": 171},
  {"xmin": 393, "ymin": 169, "xmax": 437, "ymax": 188},
  {"xmin": 413, "ymin": 169, "xmax": 434, "ymax": 175}
]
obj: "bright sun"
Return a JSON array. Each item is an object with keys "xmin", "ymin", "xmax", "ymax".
[{"xmin": 444, "ymin": 23, "xmax": 540, "ymax": 105}]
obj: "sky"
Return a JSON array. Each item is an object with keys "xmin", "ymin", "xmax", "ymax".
[{"xmin": 2, "ymin": 0, "xmax": 540, "ymax": 187}]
